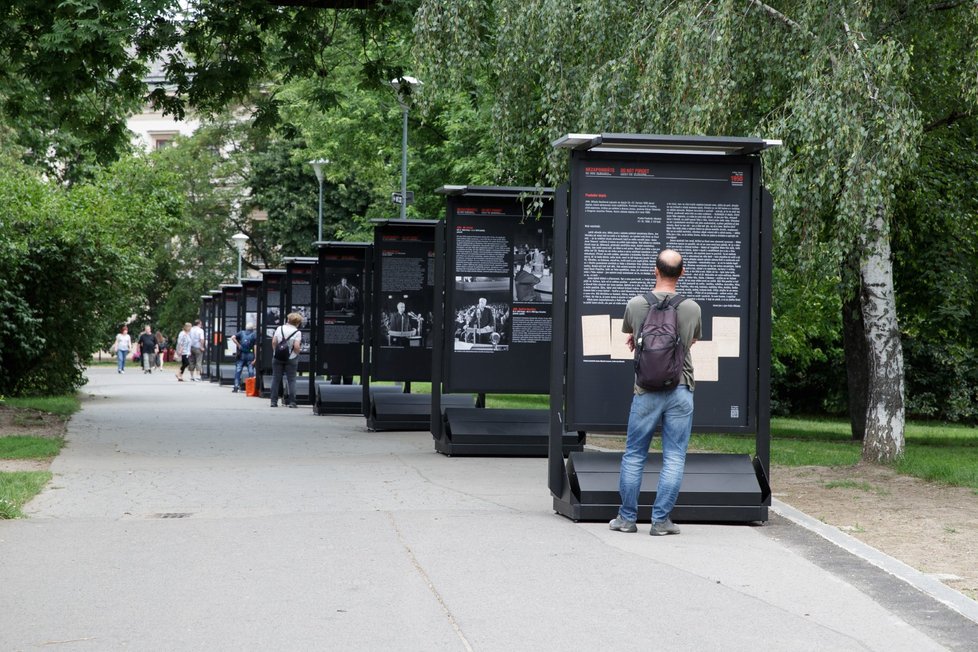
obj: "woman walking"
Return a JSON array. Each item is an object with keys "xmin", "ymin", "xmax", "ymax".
[
  {"xmin": 175, "ymin": 323, "xmax": 192, "ymax": 381},
  {"xmin": 112, "ymin": 325, "xmax": 132, "ymax": 374}
]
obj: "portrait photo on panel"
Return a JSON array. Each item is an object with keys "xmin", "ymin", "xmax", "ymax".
[
  {"xmin": 322, "ymin": 272, "xmax": 361, "ymax": 315},
  {"xmin": 452, "ymin": 292, "xmax": 511, "ymax": 353},
  {"xmin": 379, "ymin": 295, "xmax": 431, "ymax": 349}
]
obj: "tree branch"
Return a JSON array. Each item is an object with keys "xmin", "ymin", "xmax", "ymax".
[
  {"xmin": 924, "ymin": 109, "xmax": 972, "ymax": 132},
  {"xmin": 747, "ymin": 0, "xmax": 804, "ymax": 32}
]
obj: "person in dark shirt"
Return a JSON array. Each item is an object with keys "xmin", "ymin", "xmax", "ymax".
[
  {"xmin": 230, "ymin": 322, "xmax": 258, "ymax": 393},
  {"xmin": 137, "ymin": 326, "xmax": 159, "ymax": 375}
]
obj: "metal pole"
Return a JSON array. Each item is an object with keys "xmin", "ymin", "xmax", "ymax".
[
  {"xmin": 317, "ymin": 177, "xmax": 324, "ymax": 242},
  {"xmin": 400, "ymin": 104, "xmax": 408, "ymax": 220},
  {"xmin": 237, "ymin": 251, "xmax": 242, "ymax": 283}
]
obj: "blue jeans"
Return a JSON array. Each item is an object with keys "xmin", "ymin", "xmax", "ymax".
[
  {"xmin": 234, "ymin": 352, "xmax": 255, "ymax": 389},
  {"xmin": 116, "ymin": 349, "xmax": 128, "ymax": 371},
  {"xmin": 618, "ymin": 385, "xmax": 694, "ymax": 523}
]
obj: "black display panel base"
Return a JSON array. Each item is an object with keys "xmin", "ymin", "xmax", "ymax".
[
  {"xmin": 553, "ymin": 451, "xmax": 770, "ymax": 523},
  {"xmin": 368, "ymin": 393, "xmax": 476, "ymax": 431},
  {"xmin": 313, "ymin": 383, "xmax": 403, "ymax": 415},
  {"xmin": 436, "ymin": 408, "xmax": 585, "ymax": 457},
  {"xmin": 217, "ymin": 364, "xmax": 235, "ymax": 386}
]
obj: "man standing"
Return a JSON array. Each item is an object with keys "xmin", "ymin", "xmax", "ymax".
[
  {"xmin": 188, "ymin": 319, "xmax": 206, "ymax": 382},
  {"xmin": 470, "ymin": 298, "xmax": 496, "ymax": 344},
  {"xmin": 388, "ymin": 302, "xmax": 415, "ymax": 346},
  {"xmin": 137, "ymin": 325, "xmax": 159, "ymax": 374},
  {"xmin": 230, "ymin": 322, "xmax": 258, "ymax": 393},
  {"xmin": 610, "ymin": 249, "xmax": 702, "ymax": 536}
]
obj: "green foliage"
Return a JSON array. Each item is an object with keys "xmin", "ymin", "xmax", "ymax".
[
  {"xmin": 0, "ymin": 154, "xmax": 180, "ymax": 395},
  {"xmin": 0, "ymin": 471, "xmax": 51, "ymax": 519}
]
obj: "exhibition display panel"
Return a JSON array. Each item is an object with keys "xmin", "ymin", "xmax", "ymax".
[
  {"xmin": 365, "ymin": 219, "xmax": 452, "ymax": 430},
  {"xmin": 258, "ymin": 269, "xmax": 286, "ymax": 397},
  {"xmin": 314, "ymin": 241, "xmax": 371, "ymax": 415},
  {"xmin": 217, "ymin": 284, "xmax": 242, "ymax": 385},
  {"xmin": 199, "ymin": 295, "xmax": 213, "ymax": 380},
  {"xmin": 430, "ymin": 185, "xmax": 584, "ymax": 455},
  {"xmin": 549, "ymin": 133, "xmax": 776, "ymax": 522},
  {"xmin": 285, "ymin": 257, "xmax": 318, "ymax": 405},
  {"xmin": 207, "ymin": 289, "xmax": 222, "ymax": 383}
]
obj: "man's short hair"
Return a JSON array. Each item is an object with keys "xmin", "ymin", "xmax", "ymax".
[
  {"xmin": 194, "ymin": 319, "xmax": 202, "ymax": 326},
  {"xmin": 656, "ymin": 251, "xmax": 683, "ymax": 278}
]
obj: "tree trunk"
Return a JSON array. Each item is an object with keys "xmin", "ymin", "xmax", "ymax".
[
  {"xmin": 858, "ymin": 205, "xmax": 905, "ymax": 463},
  {"xmin": 842, "ymin": 282, "xmax": 868, "ymax": 441}
]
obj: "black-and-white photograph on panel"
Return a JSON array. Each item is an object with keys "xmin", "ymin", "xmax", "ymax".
[
  {"xmin": 512, "ymin": 223, "xmax": 553, "ymax": 303},
  {"xmin": 452, "ymin": 290, "xmax": 511, "ymax": 353},
  {"xmin": 380, "ymin": 294, "xmax": 430, "ymax": 349},
  {"xmin": 322, "ymin": 273, "xmax": 361, "ymax": 316}
]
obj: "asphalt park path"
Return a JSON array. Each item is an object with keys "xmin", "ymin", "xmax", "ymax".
[{"xmin": 1, "ymin": 367, "xmax": 976, "ymax": 650}]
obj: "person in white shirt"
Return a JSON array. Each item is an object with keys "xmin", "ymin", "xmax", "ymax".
[
  {"xmin": 188, "ymin": 319, "xmax": 206, "ymax": 382},
  {"xmin": 269, "ymin": 312, "xmax": 303, "ymax": 408},
  {"xmin": 174, "ymin": 323, "xmax": 192, "ymax": 382},
  {"xmin": 112, "ymin": 325, "xmax": 132, "ymax": 374}
]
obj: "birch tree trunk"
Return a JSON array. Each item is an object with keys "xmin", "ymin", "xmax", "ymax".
[{"xmin": 859, "ymin": 205, "xmax": 905, "ymax": 462}]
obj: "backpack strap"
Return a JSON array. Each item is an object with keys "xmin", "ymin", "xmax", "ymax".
[{"xmin": 645, "ymin": 292, "xmax": 686, "ymax": 309}]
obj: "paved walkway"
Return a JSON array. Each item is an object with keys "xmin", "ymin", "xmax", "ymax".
[{"xmin": 2, "ymin": 367, "xmax": 976, "ymax": 650}]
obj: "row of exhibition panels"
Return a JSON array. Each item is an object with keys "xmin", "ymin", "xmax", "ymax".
[
  {"xmin": 197, "ymin": 186, "xmax": 582, "ymax": 459},
  {"xmin": 196, "ymin": 134, "xmax": 777, "ymax": 522}
]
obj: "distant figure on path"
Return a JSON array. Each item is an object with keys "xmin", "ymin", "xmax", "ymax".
[
  {"xmin": 137, "ymin": 325, "xmax": 159, "ymax": 375},
  {"xmin": 175, "ymin": 323, "xmax": 192, "ymax": 381},
  {"xmin": 112, "ymin": 325, "xmax": 132, "ymax": 374},
  {"xmin": 188, "ymin": 319, "xmax": 206, "ymax": 382}
]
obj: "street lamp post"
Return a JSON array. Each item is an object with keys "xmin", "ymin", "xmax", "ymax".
[
  {"xmin": 389, "ymin": 76, "xmax": 422, "ymax": 220},
  {"xmin": 231, "ymin": 232, "xmax": 249, "ymax": 282},
  {"xmin": 309, "ymin": 159, "xmax": 328, "ymax": 242}
]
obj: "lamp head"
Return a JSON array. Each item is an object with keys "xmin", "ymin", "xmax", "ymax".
[
  {"xmin": 231, "ymin": 232, "xmax": 249, "ymax": 254},
  {"xmin": 309, "ymin": 158, "xmax": 329, "ymax": 183}
]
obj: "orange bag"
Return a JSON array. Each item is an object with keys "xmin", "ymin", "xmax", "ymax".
[{"xmin": 245, "ymin": 376, "xmax": 259, "ymax": 397}]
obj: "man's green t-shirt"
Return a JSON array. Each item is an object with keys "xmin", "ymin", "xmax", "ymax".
[{"xmin": 622, "ymin": 291, "xmax": 702, "ymax": 393}]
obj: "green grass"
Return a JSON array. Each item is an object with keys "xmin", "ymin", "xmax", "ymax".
[
  {"xmin": 0, "ymin": 436, "xmax": 64, "ymax": 459},
  {"xmin": 1, "ymin": 394, "xmax": 81, "ymax": 417},
  {"xmin": 0, "ymin": 471, "xmax": 52, "ymax": 519}
]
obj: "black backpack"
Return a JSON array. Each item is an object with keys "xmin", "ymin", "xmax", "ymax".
[
  {"xmin": 634, "ymin": 293, "xmax": 686, "ymax": 391},
  {"xmin": 274, "ymin": 327, "xmax": 297, "ymax": 362}
]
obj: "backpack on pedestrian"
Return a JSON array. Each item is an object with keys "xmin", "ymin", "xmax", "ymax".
[
  {"xmin": 634, "ymin": 293, "xmax": 686, "ymax": 391},
  {"xmin": 274, "ymin": 327, "xmax": 297, "ymax": 362}
]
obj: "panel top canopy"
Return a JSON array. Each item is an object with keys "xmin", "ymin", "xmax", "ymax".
[
  {"xmin": 219, "ymin": 284, "xmax": 243, "ymax": 290},
  {"xmin": 551, "ymin": 133, "xmax": 782, "ymax": 156},
  {"xmin": 370, "ymin": 218, "xmax": 442, "ymax": 227},
  {"xmin": 316, "ymin": 241, "xmax": 371, "ymax": 249},
  {"xmin": 435, "ymin": 185, "xmax": 554, "ymax": 198},
  {"xmin": 260, "ymin": 269, "xmax": 286, "ymax": 276}
]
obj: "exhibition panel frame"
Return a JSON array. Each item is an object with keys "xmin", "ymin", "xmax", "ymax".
[
  {"xmin": 430, "ymin": 185, "xmax": 584, "ymax": 456},
  {"xmin": 199, "ymin": 295, "xmax": 213, "ymax": 380},
  {"xmin": 217, "ymin": 284, "xmax": 243, "ymax": 385},
  {"xmin": 314, "ymin": 241, "xmax": 372, "ymax": 415},
  {"xmin": 285, "ymin": 257, "xmax": 318, "ymax": 405},
  {"xmin": 207, "ymin": 289, "xmax": 222, "ymax": 382},
  {"xmin": 258, "ymin": 269, "xmax": 286, "ymax": 397},
  {"xmin": 548, "ymin": 133, "xmax": 776, "ymax": 522}
]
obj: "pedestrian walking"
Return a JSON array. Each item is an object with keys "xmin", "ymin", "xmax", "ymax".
[
  {"xmin": 188, "ymin": 319, "xmax": 205, "ymax": 382},
  {"xmin": 111, "ymin": 325, "xmax": 132, "ymax": 374},
  {"xmin": 154, "ymin": 331, "xmax": 167, "ymax": 371},
  {"xmin": 137, "ymin": 325, "xmax": 159, "ymax": 375},
  {"xmin": 175, "ymin": 323, "xmax": 192, "ymax": 381}
]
